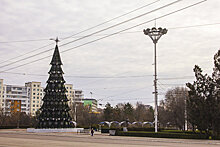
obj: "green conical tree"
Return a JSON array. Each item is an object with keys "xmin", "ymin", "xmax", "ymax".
[{"xmin": 37, "ymin": 43, "xmax": 72, "ymax": 128}]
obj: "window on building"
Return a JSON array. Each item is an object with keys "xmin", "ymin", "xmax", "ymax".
[
  {"xmin": 37, "ymin": 85, "xmax": 40, "ymax": 87},
  {"xmin": 33, "ymin": 84, "xmax": 36, "ymax": 87},
  {"xmin": 33, "ymin": 96, "xmax": 35, "ymax": 99},
  {"xmin": 33, "ymin": 100, "xmax": 35, "ymax": 103},
  {"xmin": 37, "ymin": 101, "xmax": 39, "ymax": 103},
  {"xmin": 37, "ymin": 97, "xmax": 39, "ymax": 99},
  {"xmin": 37, "ymin": 105, "xmax": 39, "ymax": 107},
  {"xmin": 33, "ymin": 104, "xmax": 35, "ymax": 107},
  {"xmin": 33, "ymin": 109, "xmax": 35, "ymax": 111},
  {"xmin": 33, "ymin": 89, "xmax": 35, "ymax": 91},
  {"xmin": 33, "ymin": 93, "xmax": 35, "ymax": 95}
]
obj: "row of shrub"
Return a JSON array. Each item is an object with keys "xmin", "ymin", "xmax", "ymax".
[
  {"xmin": 0, "ymin": 126, "xmax": 30, "ymax": 129},
  {"xmin": 127, "ymin": 127, "xmax": 159, "ymax": 132},
  {"xmin": 160, "ymin": 129, "xmax": 198, "ymax": 134},
  {"xmin": 116, "ymin": 131, "xmax": 209, "ymax": 139},
  {"xmin": 101, "ymin": 127, "xmax": 157, "ymax": 133}
]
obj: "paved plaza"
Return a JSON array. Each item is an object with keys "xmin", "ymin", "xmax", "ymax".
[{"xmin": 0, "ymin": 129, "xmax": 220, "ymax": 147}]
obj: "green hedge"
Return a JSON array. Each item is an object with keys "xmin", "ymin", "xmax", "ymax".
[
  {"xmin": 101, "ymin": 128, "xmax": 122, "ymax": 133},
  {"xmin": 116, "ymin": 131, "xmax": 208, "ymax": 139},
  {"xmin": 101, "ymin": 129, "xmax": 110, "ymax": 133},
  {"xmin": 128, "ymin": 127, "xmax": 159, "ymax": 132},
  {"xmin": 0, "ymin": 126, "xmax": 30, "ymax": 129},
  {"xmin": 161, "ymin": 130, "xmax": 197, "ymax": 134}
]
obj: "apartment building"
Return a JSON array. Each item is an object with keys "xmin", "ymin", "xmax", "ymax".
[
  {"xmin": 1, "ymin": 82, "xmax": 30, "ymax": 115},
  {"xmin": 0, "ymin": 79, "xmax": 3, "ymax": 110},
  {"xmin": 0, "ymin": 79, "xmax": 85, "ymax": 116},
  {"xmin": 25, "ymin": 82, "xmax": 44, "ymax": 116},
  {"xmin": 65, "ymin": 84, "xmax": 74, "ymax": 107},
  {"xmin": 65, "ymin": 84, "xmax": 84, "ymax": 106},
  {"xmin": 74, "ymin": 89, "xmax": 84, "ymax": 100}
]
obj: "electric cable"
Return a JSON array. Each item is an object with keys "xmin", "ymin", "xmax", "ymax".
[
  {"xmin": 0, "ymin": 0, "xmax": 206, "ymax": 73},
  {"xmin": 0, "ymin": 0, "xmax": 160, "ymax": 67},
  {"xmin": 0, "ymin": 0, "xmax": 181, "ymax": 69}
]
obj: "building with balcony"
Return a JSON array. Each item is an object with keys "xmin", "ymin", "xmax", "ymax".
[
  {"xmin": 25, "ymin": 82, "xmax": 44, "ymax": 116},
  {"xmin": 0, "ymin": 79, "xmax": 3, "ymax": 110},
  {"xmin": 65, "ymin": 84, "xmax": 74, "ymax": 107},
  {"xmin": 64, "ymin": 84, "xmax": 84, "ymax": 106},
  {"xmin": 1, "ymin": 83, "xmax": 30, "ymax": 115},
  {"xmin": 0, "ymin": 79, "xmax": 84, "ymax": 116}
]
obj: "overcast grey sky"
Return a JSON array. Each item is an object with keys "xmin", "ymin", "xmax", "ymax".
[{"xmin": 0, "ymin": 0, "xmax": 220, "ymax": 107}]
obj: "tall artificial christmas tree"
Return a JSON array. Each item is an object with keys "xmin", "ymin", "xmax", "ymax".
[{"xmin": 37, "ymin": 38, "xmax": 72, "ymax": 128}]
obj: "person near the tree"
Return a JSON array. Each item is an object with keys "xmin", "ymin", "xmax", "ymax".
[{"xmin": 91, "ymin": 128, "xmax": 94, "ymax": 136}]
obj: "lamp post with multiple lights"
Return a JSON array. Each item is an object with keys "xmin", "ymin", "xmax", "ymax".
[{"xmin": 143, "ymin": 27, "xmax": 167, "ymax": 132}]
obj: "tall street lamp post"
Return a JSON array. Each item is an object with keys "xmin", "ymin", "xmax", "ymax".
[{"xmin": 143, "ymin": 27, "xmax": 167, "ymax": 132}]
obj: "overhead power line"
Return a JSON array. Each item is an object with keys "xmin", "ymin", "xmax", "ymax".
[
  {"xmin": 0, "ymin": 0, "xmax": 181, "ymax": 69},
  {"xmin": 158, "ymin": 76, "xmax": 194, "ymax": 80},
  {"xmin": 0, "ymin": 71, "xmax": 153, "ymax": 78},
  {"xmin": 0, "ymin": 43, "xmax": 54, "ymax": 65},
  {"xmin": 0, "ymin": 0, "xmax": 159, "ymax": 44},
  {"xmin": 2, "ymin": 21, "xmax": 220, "ymax": 45},
  {"xmin": 0, "ymin": 38, "xmax": 50, "ymax": 43},
  {"xmin": 61, "ymin": 0, "xmax": 160, "ymax": 40},
  {"xmin": 1, "ymin": 21, "xmax": 217, "ymax": 66},
  {"xmin": 104, "ymin": 97, "xmax": 154, "ymax": 102},
  {"xmin": 59, "ymin": 0, "xmax": 182, "ymax": 47},
  {"xmin": 0, "ymin": 0, "xmax": 207, "ymax": 73},
  {"xmin": 0, "ymin": 0, "xmax": 159, "ymax": 67}
]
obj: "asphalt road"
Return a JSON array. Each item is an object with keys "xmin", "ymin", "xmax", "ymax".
[{"xmin": 0, "ymin": 129, "xmax": 220, "ymax": 147}]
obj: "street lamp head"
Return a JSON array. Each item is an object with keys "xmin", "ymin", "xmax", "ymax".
[
  {"xmin": 152, "ymin": 27, "xmax": 157, "ymax": 32},
  {"xmin": 162, "ymin": 28, "xmax": 168, "ymax": 34},
  {"xmin": 158, "ymin": 27, "xmax": 163, "ymax": 33},
  {"xmin": 143, "ymin": 27, "xmax": 168, "ymax": 37},
  {"xmin": 143, "ymin": 28, "xmax": 150, "ymax": 35}
]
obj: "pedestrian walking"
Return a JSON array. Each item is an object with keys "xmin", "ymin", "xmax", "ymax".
[{"xmin": 91, "ymin": 128, "xmax": 94, "ymax": 136}]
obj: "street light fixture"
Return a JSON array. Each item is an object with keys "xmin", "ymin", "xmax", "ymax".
[{"xmin": 143, "ymin": 27, "xmax": 167, "ymax": 132}]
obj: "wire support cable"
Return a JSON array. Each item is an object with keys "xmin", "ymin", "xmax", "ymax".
[
  {"xmin": 0, "ymin": 0, "xmax": 181, "ymax": 69},
  {"xmin": 0, "ymin": 0, "xmax": 207, "ymax": 73}
]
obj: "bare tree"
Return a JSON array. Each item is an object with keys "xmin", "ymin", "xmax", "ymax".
[{"xmin": 159, "ymin": 87, "xmax": 188, "ymax": 130}]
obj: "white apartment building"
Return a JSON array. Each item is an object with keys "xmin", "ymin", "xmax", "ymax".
[
  {"xmin": 74, "ymin": 89, "xmax": 84, "ymax": 100},
  {"xmin": 65, "ymin": 84, "xmax": 74, "ymax": 106},
  {"xmin": 0, "ymin": 79, "xmax": 4, "ymax": 110},
  {"xmin": 65, "ymin": 84, "xmax": 84, "ymax": 106},
  {"xmin": 0, "ymin": 79, "xmax": 84, "ymax": 116},
  {"xmin": 25, "ymin": 82, "xmax": 44, "ymax": 116},
  {"xmin": 0, "ymin": 80, "xmax": 30, "ymax": 115}
]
